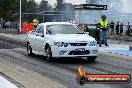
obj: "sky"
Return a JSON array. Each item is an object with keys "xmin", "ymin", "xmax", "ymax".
[
  {"xmin": 35, "ymin": 0, "xmax": 132, "ymax": 13},
  {"xmin": 122, "ymin": 0, "xmax": 132, "ymax": 13}
]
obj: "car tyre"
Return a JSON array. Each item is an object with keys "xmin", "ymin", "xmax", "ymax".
[
  {"xmin": 27, "ymin": 42, "xmax": 34, "ymax": 56},
  {"xmin": 87, "ymin": 56, "xmax": 97, "ymax": 62},
  {"xmin": 46, "ymin": 46, "xmax": 53, "ymax": 62},
  {"xmin": 76, "ymin": 75, "xmax": 87, "ymax": 85}
]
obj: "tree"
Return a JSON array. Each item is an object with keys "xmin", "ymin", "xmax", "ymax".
[
  {"xmin": 39, "ymin": 0, "xmax": 49, "ymax": 12},
  {"xmin": 0, "ymin": 0, "xmax": 53, "ymax": 22},
  {"xmin": 0, "ymin": 0, "xmax": 28, "ymax": 21},
  {"xmin": 27, "ymin": 0, "xmax": 38, "ymax": 13},
  {"xmin": 0, "ymin": 0, "xmax": 18, "ymax": 21}
]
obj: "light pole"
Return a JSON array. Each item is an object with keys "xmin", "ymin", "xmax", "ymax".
[
  {"xmin": 19, "ymin": 0, "xmax": 22, "ymax": 33},
  {"xmin": 83, "ymin": 8, "xmax": 85, "ymax": 29},
  {"xmin": 43, "ymin": 11, "xmax": 44, "ymax": 23}
]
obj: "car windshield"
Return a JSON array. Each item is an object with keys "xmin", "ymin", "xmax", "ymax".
[{"xmin": 46, "ymin": 24, "xmax": 84, "ymax": 34}]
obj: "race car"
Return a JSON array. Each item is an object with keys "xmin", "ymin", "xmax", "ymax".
[{"xmin": 27, "ymin": 22, "xmax": 98, "ymax": 62}]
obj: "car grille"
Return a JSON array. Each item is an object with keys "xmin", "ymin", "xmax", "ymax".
[
  {"xmin": 69, "ymin": 50, "xmax": 90, "ymax": 55},
  {"xmin": 69, "ymin": 43, "xmax": 87, "ymax": 46}
]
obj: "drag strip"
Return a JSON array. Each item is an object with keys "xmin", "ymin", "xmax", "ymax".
[
  {"xmin": 0, "ymin": 35, "xmax": 132, "ymax": 88},
  {"xmin": 0, "ymin": 35, "xmax": 26, "ymax": 49}
]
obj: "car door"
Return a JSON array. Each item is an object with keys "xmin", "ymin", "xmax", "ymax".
[
  {"xmin": 29, "ymin": 25, "xmax": 41, "ymax": 51},
  {"xmin": 35, "ymin": 25, "xmax": 46, "ymax": 53}
]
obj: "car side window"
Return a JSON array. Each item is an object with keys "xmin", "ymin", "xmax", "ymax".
[
  {"xmin": 46, "ymin": 25, "xmax": 52, "ymax": 34},
  {"xmin": 39, "ymin": 26, "xmax": 44, "ymax": 34},
  {"xmin": 32, "ymin": 25, "xmax": 40, "ymax": 33},
  {"xmin": 36, "ymin": 26, "xmax": 41, "ymax": 33}
]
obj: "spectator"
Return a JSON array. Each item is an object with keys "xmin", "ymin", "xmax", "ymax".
[
  {"xmin": 109, "ymin": 21, "xmax": 115, "ymax": 35},
  {"xmin": 99, "ymin": 15, "xmax": 109, "ymax": 47},
  {"xmin": 115, "ymin": 21, "xmax": 120, "ymax": 35},
  {"xmin": 0, "ymin": 18, "xmax": 7, "ymax": 29},
  {"xmin": 120, "ymin": 22, "xmax": 124, "ymax": 35},
  {"xmin": 6, "ymin": 21, "xmax": 11, "ymax": 28},
  {"xmin": 15, "ymin": 20, "xmax": 18, "ymax": 29},
  {"xmin": 79, "ymin": 24, "xmax": 84, "ymax": 30},
  {"xmin": 85, "ymin": 25, "xmax": 88, "ymax": 30},
  {"xmin": 33, "ymin": 17, "xmax": 39, "ymax": 28},
  {"xmin": 127, "ymin": 22, "xmax": 131, "ymax": 35},
  {"xmin": 95, "ymin": 23, "xmax": 100, "ymax": 44}
]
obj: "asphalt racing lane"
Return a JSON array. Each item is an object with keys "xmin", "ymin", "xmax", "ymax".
[{"xmin": 0, "ymin": 36, "xmax": 131, "ymax": 88}]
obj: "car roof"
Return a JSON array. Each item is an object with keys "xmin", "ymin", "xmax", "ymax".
[{"xmin": 41, "ymin": 22, "xmax": 74, "ymax": 25}]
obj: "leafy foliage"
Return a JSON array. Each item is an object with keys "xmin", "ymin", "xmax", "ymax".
[{"xmin": 0, "ymin": 0, "xmax": 51, "ymax": 21}]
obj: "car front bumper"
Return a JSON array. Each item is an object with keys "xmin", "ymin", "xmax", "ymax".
[{"xmin": 51, "ymin": 46, "xmax": 98, "ymax": 57}]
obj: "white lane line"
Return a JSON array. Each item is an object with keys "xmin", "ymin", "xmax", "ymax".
[
  {"xmin": 0, "ymin": 76, "xmax": 18, "ymax": 88},
  {"xmin": 105, "ymin": 51, "xmax": 132, "ymax": 56}
]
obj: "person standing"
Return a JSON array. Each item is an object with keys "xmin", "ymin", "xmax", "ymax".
[
  {"xmin": 33, "ymin": 17, "xmax": 39, "ymax": 28},
  {"xmin": 15, "ymin": 20, "xmax": 18, "ymax": 29},
  {"xmin": 99, "ymin": 15, "xmax": 109, "ymax": 47},
  {"xmin": 120, "ymin": 22, "xmax": 124, "ymax": 35},
  {"xmin": 115, "ymin": 21, "xmax": 120, "ymax": 35},
  {"xmin": 109, "ymin": 21, "xmax": 115, "ymax": 35},
  {"xmin": 0, "ymin": 18, "xmax": 7, "ymax": 29},
  {"xmin": 6, "ymin": 21, "xmax": 11, "ymax": 28},
  {"xmin": 127, "ymin": 22, "xmax": 131, "ymax": 35},
  {"xmin": 95, "ymin": 23, "xmax": 100, "ymax": 44}
]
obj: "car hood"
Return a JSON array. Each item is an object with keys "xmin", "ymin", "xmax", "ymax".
[{"xmin": 46, "ymin": 34, "xmax": 95, "ymax": 42}]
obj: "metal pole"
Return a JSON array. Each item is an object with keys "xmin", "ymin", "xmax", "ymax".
[
  {"xmin": 83, "ymin": 9, "xmax": 85, "ymax": 29},
  {"xmin": 43, "ymin": 14, "xmax": 44, "ymax": 23},
  {"xmin": 78, "ymin": 10, "xmax": 80, "ymax": 24},
  {"xmin": 62, "ymin": 15, "xmax": 63, "ymax": 22},
  {"xmin": 43, "ymin": 11, "xmax": 44, "ymax": 23},
  {"xmin": 100, "ymin": 10, "xmax": 101, "ymax": 17},
  {"xmin": 19, "ymin": 0, "xmax": 22, "ymax": 33}
]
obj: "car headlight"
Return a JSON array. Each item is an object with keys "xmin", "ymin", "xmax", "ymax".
[
  {"xmin": 89, "ymin": 41, "xmax": 97, "ymax": 46},
  {"xmin": 54, "ymin": 42, "xmax": 69, "ymax": 47}
]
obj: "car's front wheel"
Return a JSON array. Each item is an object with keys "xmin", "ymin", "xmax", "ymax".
[
  {"xmin": 46, "ymin": 46, "xmax": 53, "ymax": 62},
  {"xmin": 87, "ymin": 56, "xmax": 97, "ymax": 62}
]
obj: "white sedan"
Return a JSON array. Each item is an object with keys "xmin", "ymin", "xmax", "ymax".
[{"xmin": 27, "ymin": 22, "xmax": 98, "ymax": 62}]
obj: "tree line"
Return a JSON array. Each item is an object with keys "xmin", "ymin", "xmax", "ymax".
[
  {"xmin": 0, "ymin": 0, "xmax": 52, "ymax": 21},
  {"xmin": 0, "ymin": 0, "xmax": 122, "ymax": 22}
]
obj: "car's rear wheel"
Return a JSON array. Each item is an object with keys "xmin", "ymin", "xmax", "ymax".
[
  {"xmin": 46, "ymin": 46, "xmax": 53, "ymax": 62},
  {"xmin": 87, "ymin": 56, "xmax": 97, "ymax": 62},
  {"xmin": 27, "ymin": 42, "xmax": 34, "ymax": 55}
]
